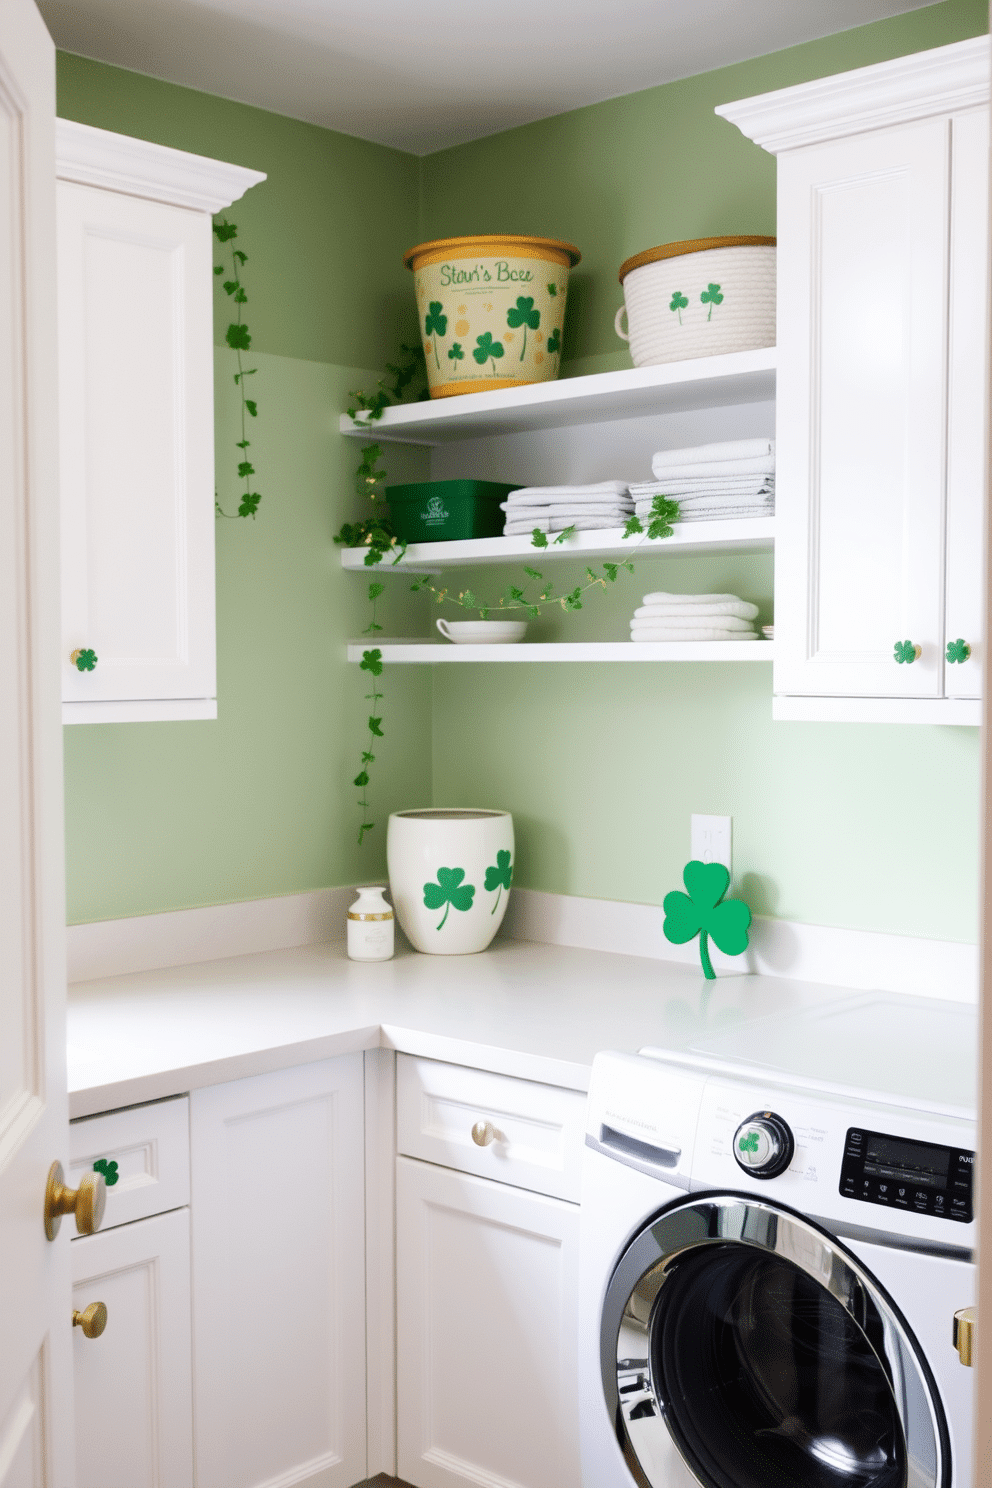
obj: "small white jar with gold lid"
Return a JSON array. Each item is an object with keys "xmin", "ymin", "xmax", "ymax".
[{"xmin": 347, "ymin": 886, "xmax": 394, "ymax": 961}]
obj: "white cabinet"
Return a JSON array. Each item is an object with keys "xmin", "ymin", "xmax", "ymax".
[
  {"xmin": 55, "ymin": 120, "xmax": 264, "ymax": 724},
  {"xmin": 395, "ymin": 1057, "xmax": 583, "ymax": 1488},
  {"xmin": 719, "ymin": 38, "xmax": 989, "ymax": 724},
  {"xmin": 189, "ymin": 1055, "xmax": 368, "ymax": 1488}
]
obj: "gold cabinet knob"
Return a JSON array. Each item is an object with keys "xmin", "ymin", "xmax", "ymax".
[
  {"xmin": 953, "ymin": 1306, "xmax": 977, "ymax": 1366},
  {"xmin": 72, "ymin": 1302, "xmax": 108, "ymax": 1339},
  {"xmin": 44, "ymin": 1161, "xmax": 106, "ymax": 1240},
  {"xmin": 471, "ymin": 1120, "xmax": 497, "ymax": 1147},
  {"xmin": 69, "ymin": 648, "xmax": 97, "ymax": 672}
]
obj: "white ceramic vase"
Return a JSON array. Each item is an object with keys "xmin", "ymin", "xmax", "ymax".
[{"xmin": 386, "ymin": 809, "xmax": 514, "ymax": 955}]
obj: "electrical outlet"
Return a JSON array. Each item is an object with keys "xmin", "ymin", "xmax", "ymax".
[{"xmin": 691, "ymin": 814, "xmax": 732, "ymax": 873}]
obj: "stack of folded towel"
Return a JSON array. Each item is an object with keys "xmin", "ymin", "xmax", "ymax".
[
  {"xmin": 630, "ymin": 591, "xmax": 761, "ymax": 642},
  {"xmin": 501, "ymin": 481, "xmax": 633, "ymax": 536},
  {"xmin": 630, "ymin": 437, "xmax": 775, "ymax": 523}
]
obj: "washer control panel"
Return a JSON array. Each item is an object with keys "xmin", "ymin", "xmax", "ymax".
[
  {"xmin": 840, "ymin": 1127, "xmax": 974, "ymax": 1224},
  {"xmin": 733, "ymin": 1111, "xmax": 795, "ymax": 1179}
]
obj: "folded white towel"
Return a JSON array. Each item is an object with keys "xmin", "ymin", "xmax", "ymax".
[
  {"xmin": 634, "ymin": 598, "xmax": 759, "ymax": 621},
  {"xmin": 651, "ymin": 438, "xmax": 775, "ymax": 472},
  {"xmin": 504, "ymin": 481, "xmax": 629, "ymax": 506},
  {"xmin": 672, "ymin": 506, "xmax": 775, "ymax": 522},
  {"xmin": 633, "ymin": 476, "xmax": 774, "ymax": 497},
  {"xmin": 635, "ymin": 493, "xmax": 772, "ymax": 515},
  {"xmin": 629, "ymin": 626, "xmax": 759, "ymax": 642},
  {"xmin": 502, "ymin": 504, "xmax": 632, "ymax": 519},
  {"xmin": 650, "ymin": 454, "xmax": 775, "ymax": 481},
  {"xmin": 503, "ymin": 515, "xmax": 623, "ymax": 535},
  {"xmin": 643, "ymin": 591, "xmax": 750, "ymax": 606},
  {"xmin": 631, "ymin": 614, "xmax": 755, "ymax": 632}
]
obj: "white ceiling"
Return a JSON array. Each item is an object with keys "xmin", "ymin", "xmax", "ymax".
[{"xmin": 40, "ymin": 0, "xmax": 940, "ymax": 154}]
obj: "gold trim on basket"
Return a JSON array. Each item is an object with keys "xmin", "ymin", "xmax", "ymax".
[
  {"xmin": 428, "ymin": 376, "xmax": 550, "ymax": 399},
  {"xmin": 404, "ymin": 234, "xmax": 581, "ymax": 271},
  {"xmin": 348, "ymin": 911, "xmax": 393, "ymax": 922},
  {"xmin": 618, "ymin": 235, "xmax": 776, "ymax": 284}
]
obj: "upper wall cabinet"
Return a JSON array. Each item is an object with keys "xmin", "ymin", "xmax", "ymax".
[
  {"xmin": 56, "ymin": 121, "xmax": 264, "ymax": 724},
  {"xmin": 719, "ymin": 38, "xmax": 990, "ymax": 725}
]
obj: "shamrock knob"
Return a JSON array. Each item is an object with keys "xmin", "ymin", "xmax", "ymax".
[
  {"xmin": 893, "ymin": 640, "xmax": 921, "ymax": 664},
  {"xmin": 733, "ymin": 1112, "xmax": 795, "ymax": 1179},
  {"xmin": 70, "ymin": 648, "xmax": 97, "ymax": 672},
  {"xmin": 946, "ymin": 639, "xmax": 972, "ymax": 664}
]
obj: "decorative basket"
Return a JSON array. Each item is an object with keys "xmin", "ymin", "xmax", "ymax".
[
  {"xmin": 404, "ymin": 235, "xmax": 581, "ymax": 399},
  {"xmin": 616, "ymin": 236, "xmax": 776, "ymax": 367}
]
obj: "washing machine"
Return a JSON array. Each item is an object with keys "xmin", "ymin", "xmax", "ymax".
[{"xmin": 578, "ymin": 1009, "xmax": 977, "ymax": 1488}]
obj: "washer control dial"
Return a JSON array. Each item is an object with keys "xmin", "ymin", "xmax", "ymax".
[{"xmin": 733, "ymin": 1111, "xmax": 795, "ymax": 1179}]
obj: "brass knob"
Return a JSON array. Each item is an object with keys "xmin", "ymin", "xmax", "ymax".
[
  {"xmin": 953, "ymin": 1306, "xmax": 976, "ymax": 1366},
  {"xmin": 471, "ymin": 1120, "xmax": 497, "ymax": 1147},
  {"xmin": 44, "ymin": 1161, "xmax": 106, "ymax": 1240},
  {"xmin": 72, "ymin": 1302, "xmax": 108, "ymax": 1339}
]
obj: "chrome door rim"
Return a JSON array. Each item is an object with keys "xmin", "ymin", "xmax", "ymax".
[{"xmin": 602, "ymin": 1193, "xmax": 948, "ymax": 1488}]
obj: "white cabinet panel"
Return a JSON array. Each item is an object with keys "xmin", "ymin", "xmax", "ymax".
[
  {"xmin": 71, "ymin": 1208, "xmax": 193, "ymax": 1488},
  {"xmin": 58, "ymin": 179, "xmax": 216, "ymax": 711},
  {"xmin": 190, "ymin": 1056, "xmax": 367, "ymax": 1488},
  {"xmin": 69, "ymin": 1094, "xmax": 190, "ymax": 1229},
  {"xmin": 397, "ymin": 1156, "xmax": 580, "ymax": 1488}
]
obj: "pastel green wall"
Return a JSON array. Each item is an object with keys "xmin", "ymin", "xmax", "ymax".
[{"xmin": 422, "ymin": 0, "xmax": 986, "ymax": 944}]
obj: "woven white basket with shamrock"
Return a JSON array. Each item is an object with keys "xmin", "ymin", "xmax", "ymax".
[
  {"xmin": 615, "ymin": 236, "xmax": 776, "ymax": 367},
  {"xmin": 387, "ymin": 808, "xmax": 514, "ymax": 955}
]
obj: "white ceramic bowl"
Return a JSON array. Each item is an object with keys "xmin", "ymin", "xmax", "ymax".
[
  {"xmin": 437, "ymin": 619, "xmax": 528, "ymax": 644},
  {"xmin": 387, "ymin": 808, "xmax": 514, "ymax": 955}
]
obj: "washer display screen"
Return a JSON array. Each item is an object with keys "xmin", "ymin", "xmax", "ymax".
[{"xmin": 839, "ymin": 1127, "xmax": 974, "ymax": 1222}]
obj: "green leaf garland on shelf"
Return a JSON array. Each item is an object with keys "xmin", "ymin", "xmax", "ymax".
[
  {"xmin": 213, "ymin": 219, "xmax": 263, "ymax": 519},
  {"xmin": 663, "ymin": 860, "xmax": 751, "ymax": 980}
]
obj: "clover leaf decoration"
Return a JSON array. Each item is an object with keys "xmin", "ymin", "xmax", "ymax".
[
  {"xmin": 547, "ymin": 327, "xmax": 561, "ymax": 355},
  {"xmin": 663, "ymin": 860, "xmax": 751, "ymax": 980},
  {"xmin": 93, "ymin": 1158, "xmax": 119, "ymax": 1187},
  {"xmin": 946, "ymin": 638, "xmax": 971, "ymax": 664},
  {"xmin": 425, "ymin": 301, "xmax": 447, "ymax": 370},
  {"xmin": 506, "ymin": 296, "xmax": 541, "ymax": 359},
  {"xmin": 547, "ymin": 282, "xmax": 557, "ymax": 296},
  {"xmin": 893, "ymin": 640, "xmax": 920, "ymax": 665},
  {"xmin": 484, "ymin": 849, "xmax": 513, "ymax": 914},
  {"xmin": 473, "ymin": 332, "xmax": 505, "ymax": 373},
  {"xmin": 669, "ymin": 290, "xmax": 689, "ymax": 324},
  {"xmin": 360, "ymin": 648, "xmax": 383, "ymax": 677},
  {"xmin": 73, "ymin": 648, "xmax": 97, "ymax": 672},
  {"xmin": 423, "ymin": 866, "xmax": 476, "ymax": 930},
  {"xmin": 700, "ymin": 283, "xmax": 724, "ymax": 321},
  {"xmin": 448, "ymin": 342, "xmax": 465, "ymax": 362}
]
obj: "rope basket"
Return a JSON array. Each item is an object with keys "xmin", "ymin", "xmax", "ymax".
[{"xmin": 616, "ymin": 236, "xmax": 776, "ymax": 367}]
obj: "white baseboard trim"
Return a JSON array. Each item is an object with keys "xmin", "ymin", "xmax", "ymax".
[
  {"xmin": 67, "ymin": 886, "xmax": 356, "ymax": 984},
  {"xmin": 501, "ymin": 887, "xmax": 978, "ymax": 1003}
]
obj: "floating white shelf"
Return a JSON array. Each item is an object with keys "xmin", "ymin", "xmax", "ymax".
[
  {"xmin": 339, "ymin": 346, "xmax": 776, "ymax": 446},
  {"xmin": 347, "ymin": 640, "xmax": 775, "ymax": 664},
  {"xmin": 341, "ymin": 516, "xmax": 776, "ymax": 572}
]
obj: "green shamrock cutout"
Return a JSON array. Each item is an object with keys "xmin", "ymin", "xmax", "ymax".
[
  {"xmin": 506, "ymin": 296, "xmax": 541, "ymax": 359},
  {"xmin": 669, "ymin": 291, "xmax": 688, "ymax": 324},
  {"xmin": 547, "ymin": 328, "xmax": 561, "ymax": 355},
  {"xmin": 484, "ymin": 849, "xmax": 513, "ymax": 914},
  {"xmin": 893, "ymin": 640, "xmax": 919, "ymax": 664},
  {"xmin": 424, "ymin": 301, "xmax": 447, "ymax": 370},
  {"xmin": 946, "ymin": 638, "xmax": 971, "ymax": 664},
  {"xmin": 93, "ymin": 1158, "xmax": 119, "ymax": 1187},
  {"xmin": 73, "ymin": 648, "xmax": 97, "ymax": 672},
  {"xmin": 448, "ymin": 342, "xmax": 465, "ymax": 362},
  {"xmin": 738, "ymin": 1132, "xmax": 759, "ymax": 1154},
  {"xmin": 663, "ymin": 860, "xmax": 751, "ymax": 980},
  {"xmin": 423, "ymin": 867, "xmax": 476, "ymax": 930},
  {"xmin": 700, "ymin": 283, "xmax": 724, "ymax": 321},
  {"xmin": 473, "ymin": 332, "xmax": 505, "ymax": 373}
]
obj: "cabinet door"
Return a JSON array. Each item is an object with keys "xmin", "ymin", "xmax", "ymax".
[
  {"xmin": 944, "ymin": 106, "xmax": 989, "ymax": 701},
  {"xmin": 190, "ymin": 1057, "xmax": 367, "ymax": 1488},
  {"xmin": 396, "ymin": 1156, "xmax": 580, "ymax": 1488},
  {"xmin": 775, "ymin": 117, "xmax": 950, "ymax": 699},
  {"xmin": 57, "ymin": 179, "xmax": 216, "ymax": 715},
  {"xmin": 71, "ymin": 1208, "xmax": 193, "ymax": 1488}
]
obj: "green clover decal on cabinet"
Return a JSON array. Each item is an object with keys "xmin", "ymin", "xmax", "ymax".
[
  {"xmin": 473, "ymin": 332, "xmax": 505, "ymax": 374},
  {"xmin": 547, "ymin": 328, "xmax": 561, "ymax": 356},
  {"xmin": 662, "ymin": 860, "xmax": 751, "ymax": 980},
  {"xmin": 423, "ymin": 867, "xmax": 476, "ymax": 930},
  {"xmin": 669, "ymin": 291, "xmax": 688, "ymax": 324},
  {"xmin": 425, "ymin": 301, "xmax": 447, "ymax": 370},
  {"xmin": 93, "ymin": 1158, "xmax": 119, "ymax": 1187},
  {"xmin": 700, "ymin": 283, "xmax": 724, "ymax": 321},
  {"xmin": 506, "ymin": 296, "xmax": 541, "ymax": 359},
  {"xmin": 484, "ymin": 850, "xmax": 513, "ymax": 914}
]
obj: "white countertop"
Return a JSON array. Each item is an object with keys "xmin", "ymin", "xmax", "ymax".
[{"xmin": 67, "ymin": 935, "xmax": 973, "ymax": 1119}]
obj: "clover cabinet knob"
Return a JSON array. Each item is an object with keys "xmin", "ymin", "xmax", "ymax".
[
  {"xmin": 70, "ymin": 648, "xmax": 97, "ymax": 672},
  {"xmin": 471, "ymin": 1120, "xmax": 497, "ymax": 1147},
  {"xmin": 72, "ymin": 1302, "xmax": 108, "ymax": 1339},
  {"xmin": 44, "ymin": 1162, "xmax": 106, "ymax": 1240},
  {"xmin": 946, "ymin": 639, "xmax": 972, "ymax": 664},
  {"xmin": 893, "ymin": 640, "xmax": 922, "ymax": 664}
]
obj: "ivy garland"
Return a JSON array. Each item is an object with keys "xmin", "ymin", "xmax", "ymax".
[{"xmin": 214, "ymin": 218, "xmax": 262, "ymax": 519}]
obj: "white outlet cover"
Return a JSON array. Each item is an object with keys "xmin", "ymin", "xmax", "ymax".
[{"xmin": 691, "ymin": 814, "xmax": 732, "ymax": 872}]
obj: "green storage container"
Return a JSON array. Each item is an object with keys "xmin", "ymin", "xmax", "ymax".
[{"xmin": 385, "ymin": 480, "xmax": 520, "ymax": 544}]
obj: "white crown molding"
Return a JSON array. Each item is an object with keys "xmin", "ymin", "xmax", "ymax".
[
  {"xmin": 716, "ymin": 36, "xmax": 990, "ymax": 154},
  {"xmin": 55, "ymin": 118, "xmax": 266, "ymax": 213}
]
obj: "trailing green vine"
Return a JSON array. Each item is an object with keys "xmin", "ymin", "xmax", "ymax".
[
  {"xmin": 214, "ymin": 218, "xmax": 262, "ymax": 519},
  {"xmin": 354, "ymin": 583, "xmax": 386, "ymax": 844}
]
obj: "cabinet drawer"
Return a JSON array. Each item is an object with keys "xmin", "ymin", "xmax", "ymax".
[
  {"xmin": 69, "ymin": 1096, "xmax": 189, "ymax": 1229},
  {"xmin": 397, "ymin": 1056, "xmax": 586, "ymax": 1202}
]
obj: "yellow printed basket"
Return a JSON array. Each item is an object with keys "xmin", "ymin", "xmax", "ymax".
[{"xmin": 404, "ymin": 235, "xmax": 581, "ymax": 398}]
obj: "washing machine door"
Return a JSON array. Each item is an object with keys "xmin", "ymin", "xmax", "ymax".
[{"xmin": 602, "ymin": 1194, "xmax": 949, "ymax": 1488}]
